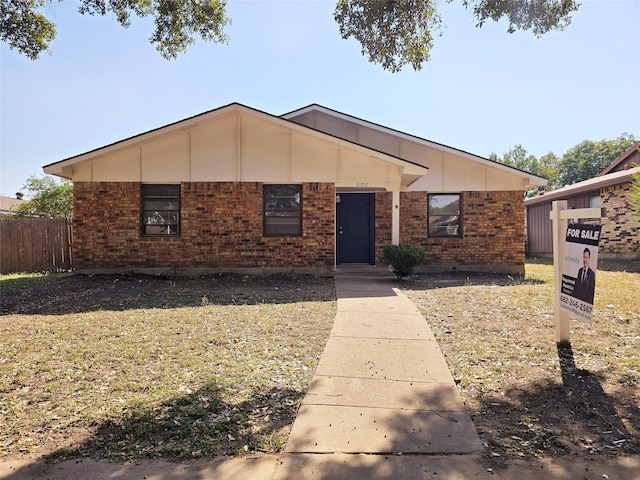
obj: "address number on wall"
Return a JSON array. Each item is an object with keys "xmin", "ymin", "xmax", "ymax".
[{"xmin": 356, "ymin": 182, "xmax": 369, "ymax": 188}]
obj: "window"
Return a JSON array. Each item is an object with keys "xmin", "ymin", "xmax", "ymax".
[
  {"xmin": 142, "ymin": 184, "xmax": 180, "ymax": 236},
  {"xmin": 264, "ymin": 185, "xmax": 302, "ymax": 236},
  {"xmin": 589, "ymin": 195, "xmax": 601, "ymax": 208},
  {"xmin": 428, "ymin": 194, "xmax": 461, "ymax": 237}
]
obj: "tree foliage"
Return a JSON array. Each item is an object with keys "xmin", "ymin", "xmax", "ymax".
[
  {"xmin": 537, "ymin": 151, "xmax": 561, "ymax": 190},
  {"xmin": 491, "ymin": 134, "xmax": 639, "ymax": 197},
  {"xmin": 490, "ymin": 146, "xmax": 560, "ymax": 189},
  {"xmin": 490, "ymin": 145, "xmax": 546, "ymax": 197},
  {"xmin": 557, "ymin": 133, "xmax": 638, "ymax": 186},
  {"xmin": 1, "ymin": 0, "xmax": 230, "ymax": 60},
  {"xmin": 13, "ymin": 175, "xmax": 73, "ymax": 218},
  {"xmin": 3, "ymin": 0, "xmax": 579, "ymax": 70},
  {"xmin": 335, "ymin": 0, "xmax": 580, "ymax": 72},
  {"xmin": 465, "ymin": 0, "xmax": 579, "ymax": 35},
  {"xmin": 334, "ymin": 0, "xmax": 441, "ymax": 73},
  {"xmin": 490, "ymin": 144, "xmax": 539, "ymax": 174},
  {"xmin": 0, "ymin": 0, "xmax": 56, "ymax": 59}
]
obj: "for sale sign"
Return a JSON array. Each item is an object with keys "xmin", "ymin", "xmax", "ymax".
[{"xmin": 560, "ymin": 224, "xmax": 602, "ymax": 324}]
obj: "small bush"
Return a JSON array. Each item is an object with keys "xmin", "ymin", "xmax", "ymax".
[{"xmin": 383, "ymin": 244, "xmax": 427, "ymax": 279}]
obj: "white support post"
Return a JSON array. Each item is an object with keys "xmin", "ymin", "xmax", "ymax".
[
  {"xmin": 392, "ymin": 190, "xmax": 400, "ymax": 245},
  {"xmin": 551, "ymin": 200, "xmax": 569, "ymax": 343}
]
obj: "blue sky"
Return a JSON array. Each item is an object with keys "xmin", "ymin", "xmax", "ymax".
[{"xmin": 1, "ymin": 0, "xmax": 639, "ymax": 197}]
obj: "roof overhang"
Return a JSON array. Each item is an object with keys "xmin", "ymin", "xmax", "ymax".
[{"xmin": 525, "ymin": 167, "xmax": 639, "ymax": 206}]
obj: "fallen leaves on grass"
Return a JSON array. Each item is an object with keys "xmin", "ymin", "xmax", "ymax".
[
  {"xmin": 0, "ymin": 273, "xmax": 336, "ymax": 461},
  {"xmin": 403, "ymin": 262, "xmax": 640, "ymax": 466}
]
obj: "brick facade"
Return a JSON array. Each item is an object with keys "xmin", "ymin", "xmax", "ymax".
[
  {"xmin": 73, "ymin": 183, "xmax": 528, "ymax": 274},
  {"xmin": 600, "ymin": 183, "xmax": 640, "ymax": 256},
  {"xmin": 73, "ymin": 182, "xmax": 335, "ymax": 273},
  {"xmin": 399, "ymin": 191, "xmax": 525, "ymax": 272},
  {"xmin": 374, "ymin": 192, "xmax": 393, "ymax": 264}
]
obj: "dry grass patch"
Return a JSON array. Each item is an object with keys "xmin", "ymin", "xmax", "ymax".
[
  {"xmin": 403, "ymin": 260, "xmax": 639, "ymax": 464},
  {"xmin": 0, "ymin": 273, "xmax": 336, "ymax": 461}
]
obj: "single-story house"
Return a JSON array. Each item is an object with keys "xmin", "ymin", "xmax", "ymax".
[
  {"xmin": 525, "ymin": 142, "xmax": 639, "ymax": 257},
  {"xmin": 43, "ymin": 103, "xmax": 546, "ymax": 276}
]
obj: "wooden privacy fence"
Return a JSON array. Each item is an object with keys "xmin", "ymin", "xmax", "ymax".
[{"xmin": 0, "ymin": 217, "xmax": 72, "ymax": 274}]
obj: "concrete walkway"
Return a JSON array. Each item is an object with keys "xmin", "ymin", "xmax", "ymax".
[{"xmin": 283, "ymin": 274, "xmax": 482, "ymax": 456}]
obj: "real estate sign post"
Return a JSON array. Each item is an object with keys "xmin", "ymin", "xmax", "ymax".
[
  {"xmin": 560, "ymin": 224, "xmax": 602, "ymax": 325},
  {"xmin": 550, "ymin": 201, "xmax": 605, "ymax": 343}
]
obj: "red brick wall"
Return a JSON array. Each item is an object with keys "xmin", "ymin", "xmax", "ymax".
[
  {"xmin": 600, "ymin": 183, "xmax": 640, "ymax": 256},
  {"xmin": 73, "ymin": 182, "xmax": 335, "ymax": 271},
  {"xmin": 399, "ymin": 191, "xmax": 525, "ymax": 269},
  {"xmin": 375, "ymin": 192, "xmax": 393, "ymax": 264}
]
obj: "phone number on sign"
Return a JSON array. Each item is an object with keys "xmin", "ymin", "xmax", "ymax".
[{"xmin": 560, "ymin": 295, "xmax": 593, "ymax": 314}]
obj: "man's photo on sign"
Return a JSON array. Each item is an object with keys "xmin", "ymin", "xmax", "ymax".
[{"xmin": 573, "ymin": 247, "xmax": 596, "ymax": 303}]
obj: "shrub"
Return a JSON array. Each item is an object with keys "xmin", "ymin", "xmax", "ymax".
[{"xmin": 383, "ymin": 244, "xmax": 427, "ymax": 279}]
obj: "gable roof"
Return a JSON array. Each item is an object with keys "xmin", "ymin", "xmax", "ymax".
[
  {"xmin": 598, "ymin": 142, "xmax": 640, "ymax": 176},
  {"xmin": 282, "ymin": 104, "xmax": 547, "ymax": 186},
  {"xmin": 43, "ymin": 103, "xmax": 427, "ymax": 182}
]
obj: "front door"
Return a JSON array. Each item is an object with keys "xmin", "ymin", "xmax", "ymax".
[{"xmin": 336, "ymin": 193, "xmax": 375, "ymax": 264}]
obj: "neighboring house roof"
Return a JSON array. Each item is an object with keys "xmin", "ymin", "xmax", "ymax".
[
  {"xmin": 0, "ymin": 196, "xmax": 24, "ymax": 215},
  {"xmin": 598, "ymin": 142, "xmax": 640, "ymax": 176},
  {"xmin": 525, "ymin": 166, "xmax": 639, "ymax": 206},
  {"xmin": 282, "ymin": 104, "xmax": 547, "ymax": 186}
]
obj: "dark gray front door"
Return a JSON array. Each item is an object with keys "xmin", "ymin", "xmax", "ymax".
[{"xmin": 336, "ymin": 193, "xmax": 375, "ymax": 264}]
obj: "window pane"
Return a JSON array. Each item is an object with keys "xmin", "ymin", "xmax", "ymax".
[
  {"xmin": 143, "ymin": 199, "xmax": 179, "ymax": 210},
  {"xmin": 428, "ymin": 193, "xmax": 461, "ymax": 237},
  {"xmin": 429, "ymin": 216, "xmax": 460, "ymax": 236},
  {"xmin": 143, "ymin": 211, "xmax": 179, "ymax": 225},
  {"xmin": 142, "ymin": 184, "xmax": 180, "ymax": 197},
  {"xmin": 265, "ymin": 210, "xmax": 300, "ymax": 218},
  {"xmin": 263, "ymin": 185, "xmax": 302, "ymax": 236},
  {"xmin": 265, "ymin": 186, "xmax": 301, "ymax": 212},
  {"xmin": 265, "ymin": 185, "xmax": 301, "ymax": 198},
  {"xmin": 144, "ymin": 224, "xmax": 179, "ymax": 235},
  {"xmin": 142, "ymin": 184, "xmax": 180, "ymax": 236},
  {"xmin": 428, "ymin": 195, "xmax": 460, "ymax": 215},
  {"xmin": 265, "ymin": 217, "xmax": 301, "ymax": 236},
  {"xmin": 589, "ymin": 196, "xmax": 601, "ymax": 208}
]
